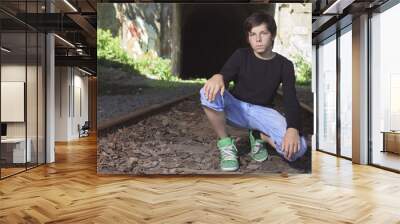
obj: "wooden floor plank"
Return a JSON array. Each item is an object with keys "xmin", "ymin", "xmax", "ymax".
[{"xmin": 0, "ymin": 134, "xmax": 399, "ymax": 223}]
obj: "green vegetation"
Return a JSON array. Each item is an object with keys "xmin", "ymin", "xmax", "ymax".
[
  {"xmin": 292, "ymin": 54, "xmax": 312, "ymax": 86},
  {"xmin": 97, "ymin": 29, "xmax": 133, "ymax": 69},
  {"xmin": 97, "ymin": 29, "xmax": 205, "ymax": 85},
  {"xmin": 135, "ymin": 53, "xmax": 176, "ymax": 81}
]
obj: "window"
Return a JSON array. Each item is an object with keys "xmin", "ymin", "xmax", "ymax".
[
  {"xmin": 370, "ymin": 2, "xmax": 400, "ymax": 171},
  {"xmin": 339, "ymin": 27, "xmax": 352, "ymax": 158},
  {"xmin": 0, "ymin": 1, "xmax": 47, "ymax": 179},
  {"xmin": 317, "ymin": 35, "xmax": 337, "ymax": 154}
]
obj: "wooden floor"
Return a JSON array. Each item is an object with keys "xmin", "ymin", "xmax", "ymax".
[
  {"xmin": 1, "ymin": 167, "xmax": 26, "ymax": 178},
  {"xmin": 0, "ymin": 134, "xmax": 400, "ymax": 224}
]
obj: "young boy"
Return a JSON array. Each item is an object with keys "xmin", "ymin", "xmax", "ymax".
[{"xmin": 199, "ymin": 11, "xmax": 307, "ymax": 171}]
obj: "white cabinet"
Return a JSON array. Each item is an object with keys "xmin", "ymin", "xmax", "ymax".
[{"xmin": 1, "ymin": 138, "xmax": 32, "ymax": 163}]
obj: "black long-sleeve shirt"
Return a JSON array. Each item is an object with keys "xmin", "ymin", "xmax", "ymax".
[{"xmin": 220, "ymin": 47, "xmax": 302, "ymax": 132}]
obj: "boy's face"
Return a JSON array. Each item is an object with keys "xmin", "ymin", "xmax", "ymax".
[{"xmin": 248, "ymin": 23, "xmax": 275, "ymax": 54}]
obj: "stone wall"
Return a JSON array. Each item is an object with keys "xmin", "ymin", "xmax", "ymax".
[
  {"xmin": 97, "ymin": 3, "xmax": 181, "ymax": 75},
  {"xmin": 274, "ymin": 3, "xmax": 312, "ymax": 63}
]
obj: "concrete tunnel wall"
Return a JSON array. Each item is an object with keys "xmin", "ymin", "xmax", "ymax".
[{"xmin": 180, "ymin": 4, "xmax": 275, "ymax": 79}]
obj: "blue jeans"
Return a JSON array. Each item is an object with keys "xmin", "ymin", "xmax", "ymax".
[{"xmin": 199, "ymin": 87, "xmax": 307, "ymax": 162}]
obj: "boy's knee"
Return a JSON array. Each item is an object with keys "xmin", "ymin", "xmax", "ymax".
[
  {"xmin": 199, "ymin": 87, "xmax": 208, "ymax": 100},
  {"xmin": 200, "ymin": 87, "xmax": 224, "ymax": 102},
  {"xmin": 199, "ymin": 87, "xmax": 224, "ymax": 111},
  {"xmin": 288, "ymin": 139, "xmax": 308, "ymax": 162},
  {"xmin": 199, "ymin": 86, "xmax": 205, "ymax": 95}
]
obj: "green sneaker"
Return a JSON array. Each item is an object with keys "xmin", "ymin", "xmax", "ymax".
[
  {"xmin": 249, "ymin": 130, "xmax": 268, "ymax": 162},
  {"xmin": 217, "ymin": 137, "xmax": 239, "ymax": 171}
]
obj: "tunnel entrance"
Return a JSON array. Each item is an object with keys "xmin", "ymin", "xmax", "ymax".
[{"xmin": 180, "ymin": 4, "xmax": 275, "ymax": 79}]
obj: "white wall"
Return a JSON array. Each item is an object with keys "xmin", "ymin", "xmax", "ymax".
[
  {"xmin": 54, "ymin": 67, "xmax": 89, "ymax": 141},
  {"xmin": 55, "ymin": 66, "xmax": 69, "ymax": 141},
  {"xmin": 73, "ymin": 73, "xmax": 89, "ymax": 137}
]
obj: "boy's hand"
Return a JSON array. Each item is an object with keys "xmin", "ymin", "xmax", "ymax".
[
  {"xmin": 204, "ymin": 74, "xmax": 225, "ymax": 101},
  {"xmin": 282, "ymin": 128, "xmax": 300, "ymax": 160}
]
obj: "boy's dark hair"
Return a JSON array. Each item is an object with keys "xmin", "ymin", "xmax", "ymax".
[{"xmin": 243, "ymin": 11, "xmax": 277, "ymax": 42}]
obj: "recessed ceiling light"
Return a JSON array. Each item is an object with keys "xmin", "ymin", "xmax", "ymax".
[
  {"xmin": 63, "ymin": 0, "xmax": 78, "ymax": 12},
  {"xmin": 322, "ymin": 0, "xmax": 355, "ymax": 15},
  {"xmin": 54, "ymin": 34, "xmax": 75, "ymax": 48},
  {"xmin": 77, "ymin": 67, "xmax": 92, "ymax": 76},
  {"xmin": 1, "ymin": 47, "xmax": 11, "ymax": 53}
]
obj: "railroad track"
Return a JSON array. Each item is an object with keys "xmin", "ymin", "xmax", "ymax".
[
  {"xmin": 98, "ymin": 89, "xmax": 313, "ymax": 134},
  {"xmin": 97, "ymin": 90, "xmax": 312, "ymax": 175},
  {"xmin": 98, "ymin": 91, "xmax": 199, "ymax": 134}
]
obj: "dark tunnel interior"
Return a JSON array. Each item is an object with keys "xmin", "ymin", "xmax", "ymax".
[{"xmin": 180, "ymin": 4, "xmax": 275, "ymax": 79}]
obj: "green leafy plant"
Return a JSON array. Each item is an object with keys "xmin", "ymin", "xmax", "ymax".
[
  {"xmin": 98, "ymin": 29, "xmax": 199, "ymax": 83},
  {"xmin": 292, "ymin": 54, "xmax": 311, "ymax": 86},
  {"xmin": 97, "ymin": 29, "xmax": 133, "ymax": 66},
  {"xmin": 134, "ymin": 52, "xmax": 178, "ymax": 81}
]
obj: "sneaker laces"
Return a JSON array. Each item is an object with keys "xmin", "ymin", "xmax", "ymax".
[
  {"xmin": 220, "ymin": 145, "xmax": 237, "ymax": 160},
  {"xmin": 252, "ymin": 141, "xmax": 263, "ymax": 154}
]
